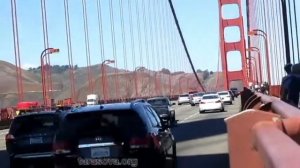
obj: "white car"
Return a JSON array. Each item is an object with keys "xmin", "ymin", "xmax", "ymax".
[
  {"xmin": 199, "ymin": 94, "xmax": 224, "ymax": 113},
  {"xmin": 177, "ymin": 94, "xmax": 190, "ymax": 105},
  {"xmin": 190, "ymin": 92, "xmax": 205, "ymax": 106},
  {"xmin": 217, "ymin": 91, "xmax": 233, "ymax": 104}
]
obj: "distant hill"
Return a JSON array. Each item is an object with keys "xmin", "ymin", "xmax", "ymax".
[{"xmin": 0, "ymin": 60, "xmax": 224, "ymax": 108}]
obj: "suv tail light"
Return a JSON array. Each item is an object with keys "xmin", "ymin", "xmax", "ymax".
[
  {"xmin": 5, "ymin": 134, "xmax": 15, "ymax": 142},
  {"xmin": 129, "ymin": 136, "xmax": 152, "ymax": 149},
  {"xmin": 215, "ymin": 100, "xmax": 221, "ymax": 103},
  {"xmin": 53, "ymin": 141, "xmax": 71, "ymax": 154}
]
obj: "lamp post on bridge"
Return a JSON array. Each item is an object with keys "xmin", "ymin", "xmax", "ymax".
[
  {"xmin": 40, "ymin": 48, "xmax": 60, "ymax": 107},
  {"xmin": 246, "ymin": 57, "xmax": 258, "ymax": 84},
  {"xmin": 101, "ymin": 59, "xmax": 115, "ymax": 103},
  {"xmin": 248, "ymin": 29, "xmax": 271, "ymax": 86},
  {"xmin": 134, "ymin": 66, "xmax": 145, "ymax": 98},
  {"xmin": 246, "ymin": 47, "xmax": 262, "ymax": 84}
]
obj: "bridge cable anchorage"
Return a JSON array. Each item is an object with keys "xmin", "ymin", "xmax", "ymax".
[
  {"xmin": 292, "ymin": 0, "xmax": 300, "ymax": 61},
  {"xmin": 64, "ymin": 0, "xmax": 76, "ymax": 102},
  {"xmin": 109, "ymin": 0, "xmax": 119, "ymax": 99},
  {"xmin": 168, "ymin": 0, "xmax": 205, "ymax": 92},
  {"xmin": 96, "ymin": 0, "xmax": 106, "ymax": 99}
]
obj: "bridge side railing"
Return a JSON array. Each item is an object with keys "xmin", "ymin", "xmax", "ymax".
[{"xmin": 226, "ymin": 87, "xmax": 300, "ymax": 168}]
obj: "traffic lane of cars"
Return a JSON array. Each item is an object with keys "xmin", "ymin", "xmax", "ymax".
[
  {"xmin": 172, "ymin": 97, "xmax": 241, "ymax": 168},
  {"xmin": 0, "ymin": 99, "xmax": 239, "ymax": 168}
]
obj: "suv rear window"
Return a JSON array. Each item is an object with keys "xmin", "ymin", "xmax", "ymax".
[
  {"xmin": 218, "ymin": 92, "xmax": 229, "ymax": 95},
  {"xmin": 10, "ymin": 114, "xmax": 59, "ymax": 137},
  {"xmin": 62, "ymin": 110, "xmax": 146, "ymax": 138},
  {"xmin": 202, "ymin": 95, "xmax": 219, "ymax": 99},
  {"xmin": 147, "ymin": 99, "xmax": 168, "ymax": 106}
]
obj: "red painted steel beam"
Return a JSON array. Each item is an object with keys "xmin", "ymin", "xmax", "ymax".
[
  {"xmin": 252, "ymin": 119, "xmax": 300, "ymax": 168},
  {"xmin": 218, "ymin": 0, "xmax": 247, "ymax": 89}
]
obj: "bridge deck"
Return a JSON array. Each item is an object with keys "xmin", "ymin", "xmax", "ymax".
[{"xmin": 0, "ymin": 98, "xmax": 241, "ymax": 168}]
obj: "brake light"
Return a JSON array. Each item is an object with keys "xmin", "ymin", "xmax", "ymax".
[
  {"xmin": 129, "ymin": 136, "xmax": 152, "ymax": 149},
  {"xmin": 216, "ymin": 100, "xmax": 221, "ymax": 103},
  {"xmin": 53, "ymin": 141, "xmax": 71, "ymax": 154},
  {"xmin": 5, "ymin": 134, "xmax": 15, "ymax": 142}
]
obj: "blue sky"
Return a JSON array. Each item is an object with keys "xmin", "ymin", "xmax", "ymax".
[{"xmin": 0, "ymin": 0, "xmax": 247, "ymax": 72}]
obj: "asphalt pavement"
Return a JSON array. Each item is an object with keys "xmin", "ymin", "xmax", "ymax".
[{"xmin": 0, "ymin": 98, "xmax": 241, "ymax": 168}]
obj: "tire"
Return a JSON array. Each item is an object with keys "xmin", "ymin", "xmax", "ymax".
[
  {"xmin": 229, "ymin": 101, "xmax": 233, "ymax": 105},
  {"xmin": 178, "ymin": 103, "xmax": 181, "ymax": 105},
  {"xmin": 199, "ymin": 110, "xmax": 204, "ymax": 114},
  {"xmin": 191, "ymin": 103, "xmax": 195, "ymax": 106}
]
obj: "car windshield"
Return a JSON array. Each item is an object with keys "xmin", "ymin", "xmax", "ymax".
[
  {"xmin": 148, "ymin": 99, "xmax": 168, "ymax": 106},
  {"xmin": 10, "ymin": 114, "xmax": 59, "ymax": 137},
  {"xmin": 63, "ymin": 110, "xmax": 146, "ymax": 137},
  {"xmin": 202, "ymin": 95, "xmax": 219, "ymax": 99},
  {"xmin": 218, "ymin": 92, "xmax": 229, "ymax": 95}
]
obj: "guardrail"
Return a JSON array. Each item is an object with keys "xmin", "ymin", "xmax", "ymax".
[{"xmin": 226, "ymin": 87, "xmax": 300, "ymax": 168}]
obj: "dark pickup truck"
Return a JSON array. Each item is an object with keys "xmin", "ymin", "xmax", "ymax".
[{"xmin": 147, "ymin": 97, "xmax": 176, "ymax": 126}]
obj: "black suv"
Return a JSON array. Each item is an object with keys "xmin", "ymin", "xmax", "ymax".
[
  {"xmin": 53, "ymin": 102, "xmax": 176, "ymax": 168},
  {"xmin": 6, "ymin": 112, "xmax": 64, "ymax": 168},
  {"xmin": 147, "ymin": 97, "xmax": 176, "ymax": 126}
]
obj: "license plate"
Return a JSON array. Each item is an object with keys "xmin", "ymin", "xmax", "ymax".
[
  {"xmin": 30, "ymin": 137, "xmax": 43, "ymax": 144},
  {"xmin": 91, "ymin": 147, "xmax": 110, "ymax": 158}
]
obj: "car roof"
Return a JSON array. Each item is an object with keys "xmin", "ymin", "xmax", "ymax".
[
  {"xmin": 147, "ymin": 97, "xmax": 169, "ymax": 101},
  {"xmin": 14, "ymin": 111, "xmax": 58, "ymax": 119},
  {"xmin": 218, "ymin": 91, "xmax": 229, "ymax": 93},
  {"xmin": 203, "ymin": 94, "xmax": 219, "ymax": 97},
  {"xmin": 71, "ymin": 102, "xmax": 148, "ymax": 113}
]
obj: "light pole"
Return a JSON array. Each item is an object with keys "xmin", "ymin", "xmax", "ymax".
[
  {"xmin": 101, "ymin": 59, "xmax": 115, "ymax": 103},
  {"xmin": 134, "ymin": 66, "xmax": 144, "ymax": 98},
  {"xmin": 40, "ymin": 48, "xmax": 59, "ymax": 107},
  {"xmin": 246, "ymin": 47, "xmax": 262, "ymax": 83},
  {"xmin": 246, "ymin": 58, "xmax": 258, "ymax": 84},
  {"xmin": 249, "ymin": 29, "xmax": 271, "ymax": 85}
]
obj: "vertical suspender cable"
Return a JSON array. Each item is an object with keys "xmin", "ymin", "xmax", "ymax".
[
  {"xmin": 109, "ymin": 0, "xmax": 119, "ymax": 99},
  {"xmin": 82, "ymin": 0, "xmax": 93, "ymax": 93},
  {"xmin": 287, "ymin": 0, "xmax": 295, "ymax": 63},
  {"xmin": 269, "ymin": 0, "xmax": 280, "ymax": 84},
  {"xmin": 135, "ymin": 0, "xmax": 143, "ymax": 97},
  {"xmin": 96, "ymin": 0, "xmax": 106, "ymax": 98},
  {"xmin": 64, "ymin": 0, "xmax": 76, "ymax": 102},
  {"xmin": 292, "ymin": 0, "xmax": 300, "ymax": 61},
  {"xmin": 168, "ymin": 0, "xmax": 205, "ymax": 92},
  {"xmin": 11, "ymin": 0, "xmax": 23, "ymax": 102},
  {"xmin": 275, "ymin": 0, "xmax": 285, "ymax": 78},
  {"xmin": 147, "ymin": 0, "xmax": 156, "ymax": 96},
  {"xmin": 119, "ymin": 0, "xmax": 128, "ymax": 99},
  {"xmin": 128, "ymin": 0, "xmax": 136, "ymax": 98},
  {"xmin": 141, "ymin": 0, "xmax": 150, "ymax": 96}
]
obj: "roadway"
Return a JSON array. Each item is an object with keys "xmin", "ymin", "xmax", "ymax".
[{"xmin": 0, "ymin": 98, "xmax": 241, "ymax": 168}]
